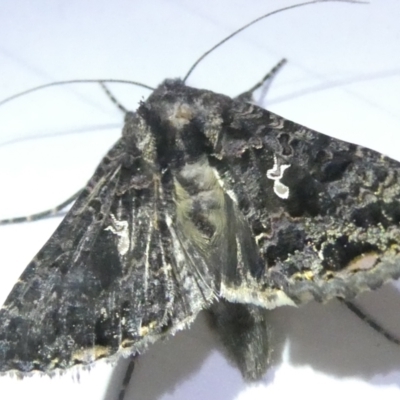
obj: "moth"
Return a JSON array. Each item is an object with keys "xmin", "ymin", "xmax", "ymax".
[{"xmin": 1, "ymin": 1, "xmax": 400, "ymax": 399}]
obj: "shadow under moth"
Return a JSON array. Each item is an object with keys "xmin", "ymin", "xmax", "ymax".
[{"xmin": 0, "ymin": 0, "xmax": 399, "ymax": 398}]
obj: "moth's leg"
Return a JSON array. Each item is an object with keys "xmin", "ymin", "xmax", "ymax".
[
  {"xmin": 0, "ymin": 189, "xmax": 81, "ymax": 225},
  {"xmin": 117, "ymin": 356, "xmax": 136, "ymax": 400},
  {"xmin": 338, "ymin": 298, "xmax": 400, "ymax": 346},
  {"xmin": 208, "ymin": 299, "xmax": 271, "ymax": 381},
  {"xmin": 99, "ymin": 82, "xmax": 129, "ymax": 114},
  {"xmin": 235, "ymin": 58, "xmax": 287, "ymax": 103}
]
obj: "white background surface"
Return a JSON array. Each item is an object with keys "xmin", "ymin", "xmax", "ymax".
[{"xmin": 0, "ymin": 0, "xmax": 400, "ymax": 399}]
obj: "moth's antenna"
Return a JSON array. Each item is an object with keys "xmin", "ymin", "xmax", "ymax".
[
  {"xmin": 99, "ymin": 82, "xmax": 129, "ymax": 114},
  {"xmin": 339, "ymin": 299, "xmax": 400, "ymax": 346},
  {"xmin": 0, "ymin": 79, "xmax": 154, "ymax": 108},
  {"xmin": 0, "ymin": 189, "xmax": 81, "ymax": 225},
  {"xmin": 183, "ymin": 0, "xmax": 366, "ymax": 83},
  {"xmin": 0, "ymin": 123, "xmax": 121, "ymax": 149}
]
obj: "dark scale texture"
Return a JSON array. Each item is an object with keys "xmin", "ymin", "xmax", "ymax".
[{"xmin": 1, "ymin": 79, "xmax": 400, "ymax": 381}]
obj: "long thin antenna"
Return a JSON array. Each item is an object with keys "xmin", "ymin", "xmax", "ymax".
[
  {"xmin": 339, "ymin": 299, "xmax": 400, "ymax": 346},
  {"xmin": 0, "ymin": 190, "xmax": 81, "ymax": 225},
  {"xmin": 183, "ymin": 0, "xmax": 366, "ymax": 83},
  {"xmin": 0, "ymin": 79, "xmax": 154, "ymax": 108}
]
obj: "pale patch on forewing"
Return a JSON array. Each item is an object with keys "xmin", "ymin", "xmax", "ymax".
[
  {"xmin": 220, "ymin": 282, "xmax": 296, "ymax": 309},
  {"xmin": 105, "ymin": 213, "xmax": 130, "ymax": 255},
  {"xmin": 143, "ymin": 217, "xmax": 154, "ymax": 297},
  {"xmin": 266, "ymin": 154, "xmax": 291, "ymax": 199},
  {"xmin": 71, "ymin": 345, "xmax": 111, "ymax": 364},
  {"xmin": 221, "ymin": 233, "xmax": 296, "ymax": 309}
]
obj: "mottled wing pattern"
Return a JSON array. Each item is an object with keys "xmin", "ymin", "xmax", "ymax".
[
  {"xmin": 144, "ymin": 80, "xmax": 400, "ymax": 310},
  {"xmin": 0, "ymin": 112, "xmax": 216, "ymax": 375},
  {"xmin": 208, "ymin": 91, "xmax": 400, "ymax": 306}
]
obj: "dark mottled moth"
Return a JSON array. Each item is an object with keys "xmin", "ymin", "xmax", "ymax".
[{"xmin": 1, "ymin": 1, "xmax": 400, "ymax": 399}]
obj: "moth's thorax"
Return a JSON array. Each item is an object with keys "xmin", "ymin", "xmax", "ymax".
[{"xmin": 139, "ymin": 79, "xmax": 228, "ymax": 160}]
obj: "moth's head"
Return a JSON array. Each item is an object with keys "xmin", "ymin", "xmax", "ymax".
[
  {"xmin": 133, "ymin": 79, "xmax": 230, "ymax": 168},
  {"xmin": 147, "ymin": 80, "xmax": 195, "ymax": 130}
]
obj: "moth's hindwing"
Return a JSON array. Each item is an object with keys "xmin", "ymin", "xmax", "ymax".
[{"xmin": 1, "ymin": 79, "xmax": 400, "ymax": 375}]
